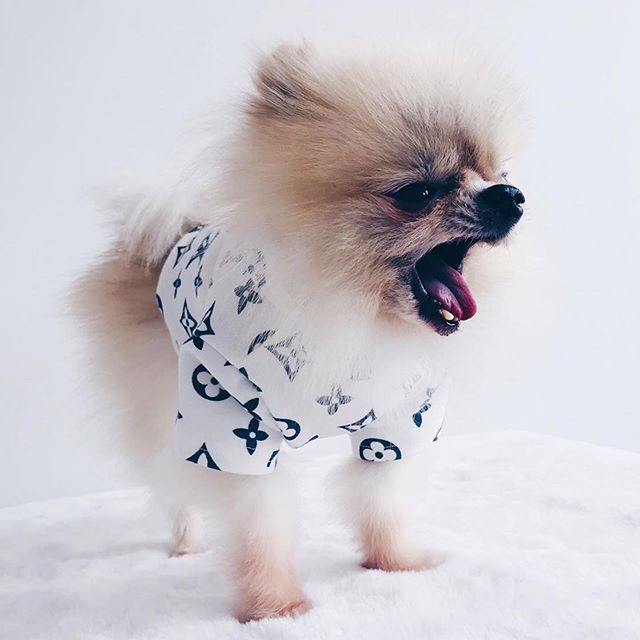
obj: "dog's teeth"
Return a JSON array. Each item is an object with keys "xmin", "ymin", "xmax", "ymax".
[{"xmin": 439, "ymin": 309, "xmax": 456, "ymax": 322}]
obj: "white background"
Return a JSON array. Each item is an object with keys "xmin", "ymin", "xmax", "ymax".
[{"xmin": 1, "ymin": 0, "xmax": 638, "ymax": 508}]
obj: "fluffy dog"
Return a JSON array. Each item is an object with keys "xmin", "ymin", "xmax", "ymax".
[{"xmin": 73, "ymin": 42, "xmax": 524, "ymax": 622}]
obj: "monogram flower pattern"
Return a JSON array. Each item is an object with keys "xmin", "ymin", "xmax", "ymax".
[
  {"xmin": 158, "ymin": 225, "xmax": 444, "ymax": 475},
  {"xmin": 412, "ymin": 388, "xmax": 435, "ymax": 427},
  {"xmin": 233, "ymin": 416, "xmax": 269, "ymax": 455},
  {"xmin": 337, "ymin": 409, "xmax": 376, "ymax": 432},
  {"xmin": 316, "ymin": 385, "xmax": 353, "ymax": 415},
  {"xmin": 192, "ymin": 364, "xmax": 230, "ymax": 402},
  {"xmin": 359, "ymin": 438, "xmax": 402, "ymax": 462},
  {"xmin": 274, "ymin": 416, "xmax": 301, "ymax": 441},
  {"xmin": 233, "ymin": 251, "xmax": 266, "ymax": 314}
]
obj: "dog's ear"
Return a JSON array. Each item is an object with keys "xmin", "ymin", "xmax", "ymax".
[{"xmin": 249, "ymin": 43, "xmax": 332, "ymax": 120}]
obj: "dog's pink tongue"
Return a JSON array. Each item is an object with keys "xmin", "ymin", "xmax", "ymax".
[{"xmin": 419, "ymin": 254, "xmax": 477, "ymax": 321}]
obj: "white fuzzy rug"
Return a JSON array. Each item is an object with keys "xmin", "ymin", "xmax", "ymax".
[{"xmin": 1, "ymin": 432, "xmax": 639, "ymax": 640}]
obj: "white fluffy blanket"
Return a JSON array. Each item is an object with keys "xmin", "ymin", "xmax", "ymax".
[{"xmin": 1, "ymin": 433, "xmax": 639, "ymax": 639}]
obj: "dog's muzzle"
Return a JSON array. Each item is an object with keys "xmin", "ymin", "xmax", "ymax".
[{"xmin": 476, "ymin": 184, "xmax": 525, "ymax": 238}]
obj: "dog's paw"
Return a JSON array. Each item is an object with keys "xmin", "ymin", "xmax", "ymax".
[
  {"xmin": 168, "ymin": 541, "xmax": 208, "ymax": 558},
  {"xmin": 361, "ymin": 548, "xmax": 440, "ymax": 572},
  {"xmin": 170, "ymin": 508, "xmax": 207, "ymax": 557},
  {"xmin": 236, "ymin": 595, "xmax": 312, "ymax": 623}
]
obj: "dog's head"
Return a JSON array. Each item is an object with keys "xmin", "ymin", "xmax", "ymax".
[{"xmin": 227, "ymin": 43, "xmax": 524, "ymax": 336}]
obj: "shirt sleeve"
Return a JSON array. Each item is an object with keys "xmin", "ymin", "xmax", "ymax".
[
  {"xmin": 172, "ymin": 341, "xmax": 283, "ymax": 475},
  {"xmin": 349, "ymin": 377, "xmax": 449, "ymax": 463}
]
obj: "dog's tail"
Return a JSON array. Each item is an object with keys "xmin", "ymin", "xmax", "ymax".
[
  {"xmin": 68, "ymin": 187, "xmax": 198, "ymax": 473},
  {"xmin": 105, "ymin": 184, "xmax": 199, "ymax": 269}
]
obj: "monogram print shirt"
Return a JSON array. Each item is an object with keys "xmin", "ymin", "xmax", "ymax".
[{"xmin": 156, "ymin": 224, "xmax": 447, "ymax": 475}]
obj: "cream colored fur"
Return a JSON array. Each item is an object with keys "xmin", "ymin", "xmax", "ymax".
[{"xmin": 71, "ymin": 41, "xmax": 523, "ymax": 622}]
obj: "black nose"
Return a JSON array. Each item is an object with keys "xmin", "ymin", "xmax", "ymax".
[{"xmin": 477, "ymin": 184, "xmax": 525, "ymax": 223}]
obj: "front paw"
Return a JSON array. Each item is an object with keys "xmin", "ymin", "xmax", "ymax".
[
  {"xmin": 361, "ymin": 548, "xmax": 440, "ymax": 572},
  {"xmin": 236, "ymin": 595, "xmax": 312, "ymax": 623}
]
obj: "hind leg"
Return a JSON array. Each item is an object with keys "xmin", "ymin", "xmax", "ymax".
[
  {"xmin": 164, "ymin": 454, "xmax": 311, "ymax": 621},
  {"xmin": 170, "ymin": 506, "xmax": 208, "ymax": 557},
  {"xmin": 221, "ymin": 471, "xmax": 311, "ymax": 622},
  {"xmin": 72, "ymin": 256, "xmax": 309, "ymax": 618}
]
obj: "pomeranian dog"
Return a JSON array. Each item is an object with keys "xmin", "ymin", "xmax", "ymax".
[{"xmin": 73, "ymin": 42, "xmax": 524, "ymax": 622}]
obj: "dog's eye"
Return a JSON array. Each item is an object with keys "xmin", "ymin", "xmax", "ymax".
[{"xmin": 385, "ymin": 182, "xmax": 435, "ymax": 213}]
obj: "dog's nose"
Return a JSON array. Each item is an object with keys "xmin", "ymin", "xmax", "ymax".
[{"xmin": 477, "ymin": 184, "xmax": 525, "ymax": 223}]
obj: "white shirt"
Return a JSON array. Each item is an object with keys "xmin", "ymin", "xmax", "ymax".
[{"xmin": 156, "ymin": 225, "xmax": 447, "ymax": 475}]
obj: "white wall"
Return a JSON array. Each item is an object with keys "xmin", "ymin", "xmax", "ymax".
[{"xmin": 1, "ymin": 0, "xmax": 638, "ymax": 507}]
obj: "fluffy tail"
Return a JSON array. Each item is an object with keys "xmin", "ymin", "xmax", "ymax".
[
  {"xmin": 106, "ymin": 185, "xmax": 198, "ymax": 268},
  {"xmin": 69, "ymin": 189, "xmax": 194, "ymax": 472}
]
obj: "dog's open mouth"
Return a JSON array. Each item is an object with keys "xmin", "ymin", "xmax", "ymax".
[{"xmin": 410, "ymin": 240, "xmax": 478, "ymax": 335}]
